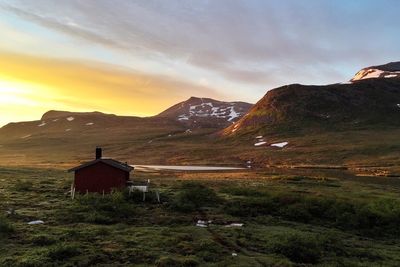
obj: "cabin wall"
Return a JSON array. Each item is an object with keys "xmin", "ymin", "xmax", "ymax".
[{"xmin": 74, "ymin": 162, "xmax": 128, "ymax": 193}]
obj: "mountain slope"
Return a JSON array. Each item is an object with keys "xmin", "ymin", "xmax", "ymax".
[
  {"xmin": 0, "ymin": 96, "xmax": 252, "ymax": 166},
  {"xmin": 0, "ymin": 96, "xmax": 252, "ymax": 141},
  {"xmin": 224, "ymin": 64, "xmax": 400, "ymax": 136},
  {"xmin": 0, "ymin": 110, "xmax": 187, "ymax": 166},
  {"xmin": 157, "ymin": 97, "xmax": 252, "ymax": 128},
  {"xmin": 0, "ymin": 111, "xmax": 156, "ymax": 141}
]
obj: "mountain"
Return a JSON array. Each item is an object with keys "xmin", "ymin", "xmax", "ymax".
[
  {"xmin": 0, "ymin": 97, "xmax": 252, "ymax": 166},
  {"xmin": 157, "ymin": 97, "xmax": 252, "ymax": 128},
  {"xmin": 0, "ymin": 109, "xmax": 184, "ymax": 166},
  {"xmin": 2, "ymin": 65, "xmax": 400, "ymax": 171},
  {"xmin": 0, "ymin": 111, "xmax": 152, "ymax": 141},
  {"xmin": 223, "ymin": 62, "xmax": 400, "ymax": 136},
  {"xmin": 0, "ymin": 96, "xmax": 252, "ymax": 142},
  {"xmin": 351, "ymin": 62, "xmax": 400, "ymax": 82}
]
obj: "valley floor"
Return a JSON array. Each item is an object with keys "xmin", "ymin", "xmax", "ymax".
[{"xmin": 1, "ymin": 167, "xmax": 400, "ymax": 266}]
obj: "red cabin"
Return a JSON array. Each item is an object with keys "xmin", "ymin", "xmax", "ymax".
[{"xmin": 68, "ymin": 148, "xmax": 134, "ymax": 193}]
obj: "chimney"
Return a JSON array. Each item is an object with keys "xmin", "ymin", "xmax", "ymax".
[{"xmin": 96, "ymin": 147, "xmax": 102, "ymax": 159}]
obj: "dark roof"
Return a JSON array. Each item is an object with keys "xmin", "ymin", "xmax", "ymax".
[{"xmin": 68, "ymin": 158, "xmax": 134, "ymax": 173}]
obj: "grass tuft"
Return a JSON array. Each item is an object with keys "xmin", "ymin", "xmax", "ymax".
[
  {"xmin": 0, "ymin": 216, "xmax": 14, "ymax": 237},
  {"xmin": 170, "ymin": 182, "xmax": 220, "ymax": 212}
]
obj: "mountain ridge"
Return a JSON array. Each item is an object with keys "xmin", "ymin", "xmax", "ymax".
[
  {"xmin": 41, "ymin": 110, "xmax": 114, "ymax": 121},
  {"xmin": 223, "ymin": 63, "xmax": 400, "ymax": 136}
]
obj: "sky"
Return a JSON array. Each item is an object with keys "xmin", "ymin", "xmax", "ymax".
[{"xmin": 0, "ymin": 0, "xmax": 400, "ymax": 127}]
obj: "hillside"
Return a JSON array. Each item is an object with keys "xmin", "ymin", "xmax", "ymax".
[
  {"xmin": 0, "ymin": 97, "xmax": 251, "ymax": 167},
  {"xmin": 214, "ymin": 63, "xmax": 400, "ymax": 172},
  {"xmin": 157, "ymin": 96, "xmax": 252, "ymax": 128},
  {"xmin": 0, "ymin": 97, "xmax": 252, "ymax": 142},
  {"xmin": 0, "ymin": 110, "xmax": 184, "ymax": 166},
  {"xmin": 0, "ymin": 111, "xmax": 179, "ymax": 143},
  {"xmin": 224, "ymin": 66, "xmax": 400, "ymax": 136}
]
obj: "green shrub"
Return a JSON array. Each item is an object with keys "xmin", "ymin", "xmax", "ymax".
[
  {"xmin": 155, "ymin": 256, "xmax": 199, "ymax": 267},
  {"xmin": 93, "ymin": 226, "xmax": 111, "ymax": 236},
  {"xmin": 281, "ymin": 203, "xmax": 313, "ymax": 223},
  {"xmin": 224, "ymin": 190, "xmax": 400, "ymax": 237},
  {"xmin": 47, "ymin": 244, "xmax": 80, "ymax": 261},
  {"xmin": 195, "ymin": 240, "xmax": 225, "ymax": 262},
  {"xmin": 31, "ymin": 235, "xmax": 56, "ymax": 246},
  {"xmin": 180, "ymin": 256, "xmax": 200, "ymax": 267},
  {"xmin": 0, "ymin": 216, "xmax": 14, "ymax": 237},
  {"xmin": 85, "ymin": 211, "xmax": 114, "ymax": 224},
  {"xmin": 270, "ymin": 233, "xmax": 322, "ymax": 264},
  {"xmin": 224, "ymin": 196, "xmax": 275, "ymax": 217},
  {"xmin": 71, "ymin": 191, "xmax": 136, "ymax": 224},
  {"xmin": 171, "ymin": 182, "xmax": 220, "ymax": 212},
  {"xmin": 13, "ymin": 179, "xmax": 33, "ymax": 191},
  {"xmin": 220, "ymin": 186, "xmax": 267, "ymax": 197}
]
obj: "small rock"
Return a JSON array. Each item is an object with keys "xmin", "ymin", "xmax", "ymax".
[
  {"xmin": 225, "ymin": 223, "xmax": 244, "ymax": 228},
  {"xmin": 28, "ymin": 220, "xmax": 44, "ymax": 225}
]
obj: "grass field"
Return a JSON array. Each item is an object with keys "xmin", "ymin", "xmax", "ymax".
[
  {"xmin": 1, "ymin": 121, "xmax": 400, "ymax": 178},
  {"xmin": 1, "ymin": 167, "xmax": 400, "ymax": 266}
]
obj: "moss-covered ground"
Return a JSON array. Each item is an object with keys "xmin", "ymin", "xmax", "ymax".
[{"xmin": 1, "ymin": 167, "xmax": 400, "ymax": 266}]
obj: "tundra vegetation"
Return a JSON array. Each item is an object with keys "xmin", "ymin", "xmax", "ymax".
[{"xmin": 1, "ymin": 167, "xmax": 400, "ymax": 266}]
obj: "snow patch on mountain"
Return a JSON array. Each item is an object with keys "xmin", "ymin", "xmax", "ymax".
[
  {"xmin": 351, "ymin": 68, "xmax": 400, "ymax": 82},
  {"xmin": 178, "ymin": 102, "xmax": 245, "ymax": 122},
  {"xmin": 178, "ymin": 115, "xmax": 189, "ymax": 121},
  {"xmin": 271, "ymin": 142, "xmax": 288, "ymax": 148},
  {"xmin": 254, "ymin": 141, "xmax": 267, "ymax": 147},
  {"xmin": 66, "ymin": 117, "xmax": 75, "ymax": 121}
]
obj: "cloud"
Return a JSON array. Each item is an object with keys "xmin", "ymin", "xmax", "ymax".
[
  {"xmin": 0, "ymin": 3, "xmax": 124, "ymax": 49},
  {"xmin": 1, "ymin": 0, "xmax": 400, "ymax": 89}
]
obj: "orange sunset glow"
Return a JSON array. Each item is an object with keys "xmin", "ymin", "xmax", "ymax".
[{"xmin": 0, "ymin": 51, "xmax": 223, "ymax": 126}]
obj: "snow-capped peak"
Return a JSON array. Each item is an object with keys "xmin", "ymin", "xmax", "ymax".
[
  {"xmin": 350, "ymin": 62, "xmax": 400, "ymax": 82},
  {"xmin": 178, "ymin": 102, "xmax": 244, "ymax": 122},
  {"xmin": 158, "ymin": 97, "xmax": 252, "ymax": 126}
]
